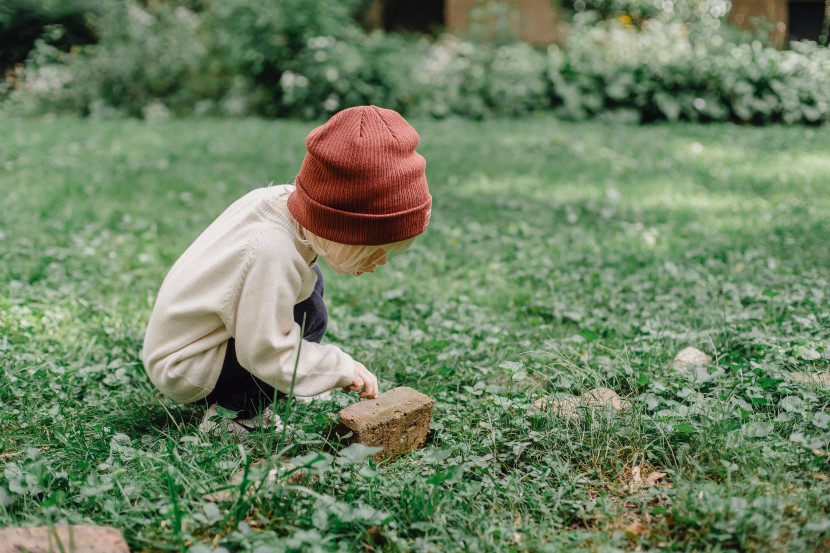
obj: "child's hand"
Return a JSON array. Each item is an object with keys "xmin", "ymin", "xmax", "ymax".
[{"xmin": 344, "ymin": 361, "xmax": 378, "ymax": 399}]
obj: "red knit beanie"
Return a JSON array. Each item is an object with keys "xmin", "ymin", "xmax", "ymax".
[{"xmin": 288, "ymin": 105, "xmax": 432, "ymax": 246}]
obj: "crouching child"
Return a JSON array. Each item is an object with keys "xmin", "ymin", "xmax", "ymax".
[{"xmin": 142, "ymin": 105, "xmax": 432, "ymax": 435}]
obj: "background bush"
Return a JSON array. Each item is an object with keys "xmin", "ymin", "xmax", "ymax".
[
  {"xmin": 2, "ymin": 0, "xmax": 829, "ymax": 124},
  {"xmin": 549, "ymin": 8, "xmax": 830, "ymax": 124},
  {"xmin": 0, "ymin": 0, "xmax": 98, "ymax": 74}
]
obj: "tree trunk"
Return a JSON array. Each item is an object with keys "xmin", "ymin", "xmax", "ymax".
[{"xmin": 823, "ymin": 0, "xmax": 830, "ymax": 45}]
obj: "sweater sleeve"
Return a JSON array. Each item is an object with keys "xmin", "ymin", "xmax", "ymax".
[{"xmin": 223, "ymin": 230, "xmax": 355, "ymax": 397}]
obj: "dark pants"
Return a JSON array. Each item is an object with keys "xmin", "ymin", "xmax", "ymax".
[{"xmin": 206, "ymin": 265, "xmax": 328, "ymax": 417}]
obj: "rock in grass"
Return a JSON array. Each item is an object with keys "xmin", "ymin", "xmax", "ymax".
[
  {"xmin": 0, "ymin": 525, "xmax": 128, "ymax": 553},
  {"xmin": 203, "ymin": 458, "xmax": 304, "ymax": 503},
  {"xmin": 533, "ymin": 394, "xmax": 581, "ymax": 419},
  {"xmin": 582, "ymin": 387, "xmax": 630, "ymax": 411},
  {"xmin": 533, "ymin": 387, "xmax": 630, "ymax": 419},
  {"xmin": 333, "ymin": 386, "xmax": 434, "ymax": 462},
  {"xmin": 672, "ymin": 347, "xmax": 712, "ymax": 370}
]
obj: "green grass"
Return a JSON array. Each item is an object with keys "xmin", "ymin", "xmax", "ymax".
[{"xmin": 1, "ymin": 115, "xmax": 829, "ymax": 552}]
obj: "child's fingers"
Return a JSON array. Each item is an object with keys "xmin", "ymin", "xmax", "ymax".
[
  {"xmin": 347, "ymin": 363, "xmax": 380, "ymax": 398},
  {"xmin": 361, "ymin": 375, "xmax": 378, "ymax": 399}
]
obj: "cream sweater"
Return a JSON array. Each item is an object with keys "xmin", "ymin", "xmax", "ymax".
[{"xmin": 142, "ymin": 185, "xmax": 355, "ymax": 404}]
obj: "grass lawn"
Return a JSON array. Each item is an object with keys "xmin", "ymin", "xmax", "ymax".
[{"xmin": 1, "ymin": 115, "xmax": 829, "ymax": 552}]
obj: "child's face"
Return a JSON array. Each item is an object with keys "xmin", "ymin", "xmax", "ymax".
[
  {"xmin": 324, "ymin": 248, "xmax": 388, "ymax": 277},
  {"xmin": 353, "ymin": 250, "xmax": 388, "ymax": 276}
]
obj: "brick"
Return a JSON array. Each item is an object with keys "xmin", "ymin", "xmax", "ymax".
[
  {"xmin": 334, "ymin": 386, "xmax": 434, "ymax": 462},
  {"xmin": 0, "ymin": 525, "xmax": 129, "ymax": 553}
]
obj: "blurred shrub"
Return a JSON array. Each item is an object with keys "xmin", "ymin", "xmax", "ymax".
[
  {"xmin": 203, "ymin": 0, "xmax": 368, "ymax": 116},
  {"xmin": 410, "ymin": 38, "xmax": 549, "ymax": 118},
  {"xmin": 80, "ymin": 1, "xmax": 214, "ymax": 118},
  {"xmin": 275, "ymin": 33, "xmax": 389, "ymax": 119},
  {"xmin": 548, "ymin": 12, "xmax": 830, "ymax": 124},
  {"xmin": 0, "ymin": 0, "xmax": 98, "ymax": 73},
  {"xmin": 8, "ymin": 0, "xmax": 216, "ymax": 117},
  {"xmin": 559, "ymin": 0, "xmax": 733, "ymax": 30},
  {"xmin": 559, "ymin": 0, "xmax": 665, "ymax": 20},
  {"xmin": 273, "ymin": 33, "xmax": 549, "ymax": 119},
  {"xmin": 6, "ymin": 0, "xmax": 369, "ymax": 117},
  {"xmin": 5, "ymin": 0, "xmax": 550, "ymax": 119},
  {"xmin": 4, "ymin": 0, "xmax": 828, "ymax": 124}
]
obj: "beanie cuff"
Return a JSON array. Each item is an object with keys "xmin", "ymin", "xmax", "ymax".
[{"xmin": 289, "ymin": 179, "xmax": 432, "ymax": 246}]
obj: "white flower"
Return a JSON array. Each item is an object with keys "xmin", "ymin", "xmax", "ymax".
[
  {"xmin": 280, "ymin": 71, "xmax": 296, "ymax": 89},
  {"xmin": 128, "ymin": 5, "xmax": 156, "ymax": 27},
  {"xmin": 323, "ymin": 95, "xmax": 339, "ymax": 112}
]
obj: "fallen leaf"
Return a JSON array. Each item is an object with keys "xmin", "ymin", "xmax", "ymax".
[
  {"xmin": 646, "ymin": 472, "xmax": 667, "ymax": 486},
  {"xmin": 628, "ymin": 465, "xmax": 668, "ymax": 493},
  {"xmin": 0, "ymin": 451, "xmax": 24, "ymax": 460},
  {"xmin": 631, "ymin": 465, "xmax": 643, "ymax": 484},
  {"xmin": 625, "ymin": 521, "xmax": 647, "ymax": 536}
]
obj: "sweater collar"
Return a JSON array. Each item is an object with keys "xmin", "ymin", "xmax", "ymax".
[{"xmin": 255, "ymin": 186, "xmax": 318, "ymax": 267}]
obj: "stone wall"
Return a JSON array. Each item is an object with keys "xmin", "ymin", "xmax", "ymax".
[
  {"xmin": 444, "ymin": 0, "xmax": 562, "ymax": 44},
  {"xmin": 728, "ymin": 0, "xmax": 790, "ymax": 48},
  {"xmin": 368, "ymin": 0, "xmax": 820, "ymax": 49}
]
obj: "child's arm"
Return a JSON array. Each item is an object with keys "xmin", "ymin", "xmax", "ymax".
[{"xmin": 226, "ymin": 231, "xmax": 356, "ymax": 397}]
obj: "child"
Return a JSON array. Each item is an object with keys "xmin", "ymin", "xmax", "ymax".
[{"xmin": 142, "ymin": 105, "xmax": 432, "ymax": 435}]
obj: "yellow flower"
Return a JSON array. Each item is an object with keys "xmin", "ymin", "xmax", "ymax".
[{"xmin": 619, "ymin": 15, "xmax": 633, "ymax": 27}]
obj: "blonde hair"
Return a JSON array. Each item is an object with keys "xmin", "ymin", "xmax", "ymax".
[
  {"xmin": 276, "ymin": 185, "xmax": 416, "ymax": 275},
  {"xmin": 302, "ymin": 230, "xmax": 415, "ymax": 275}
]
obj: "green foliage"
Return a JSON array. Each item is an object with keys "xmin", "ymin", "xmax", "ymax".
[
  {"xmin": 7, "ymin": 0, "xmax": 216, "ymax": 117},
  {"xmin": 549, "ymin": 12, "xmax": 830, "ymax": 124},
  {"xmin": 5, "ymin": 0, "xmax": 369, "ymax": 118},
  {"xmin": 559, "ymin": 0, "xmax": 733, "ymax": 26},
  {"xmin": 401, "ymin": 38, "xmax": 549, "ymax": 119},
  {"xmin": 202, "ymin": 0, "xmax": 367, "ymax": 117},
  {"xmin": 2, "ymin": 0, "xmax": 830, "ymax": 123},
  {"xmin": 0, "ymin": 0, "xmax": 98, "ymax": 72}
]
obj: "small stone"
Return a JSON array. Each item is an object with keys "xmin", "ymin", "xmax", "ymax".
[
  {"xmin": 673, "ymin": 347, "xmax": 712, "ymax": 370},
  {"xmin": 550, "ymin": 395, "xmax": 582, "ymax": 419},
  {"xmin": 0, "ymin": 525, "xmax": 128, "ymax": 553},
  {"xmin": 533, "ymin": 388, "xmax": 630, "ymax": 419},
  {"xmin": 530, "ymin": 395, "xmax": 581, "ymax": 418},
  {"xmin": 582, "ymin": 387, "xmax": 629, "ymax": 411},
  {"xmin": 203, "ymin": 458, "xmax": 303, "ymax": 503},
  {"xmin": 333, "ymin": 386, "xmax": 434, "ymax": 462}
]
